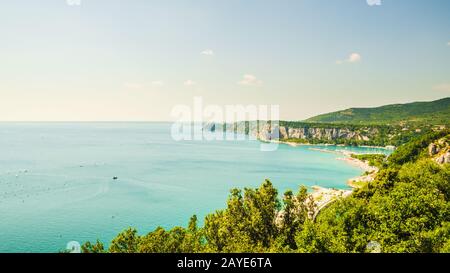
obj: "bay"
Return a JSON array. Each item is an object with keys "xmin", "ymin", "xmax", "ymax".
[{"xmin": 0, "ymin": 122, "xmax": 389, "ymax": 252}]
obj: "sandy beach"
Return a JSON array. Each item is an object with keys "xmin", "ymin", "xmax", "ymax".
[
  {"xmin": 305, "ymin": 147, "xmax": 384, "ymax": 216},
  {"xmin": 267, "ymin": 139, "xmax": 384, "ymax": 219},
  {"xmin": 336, "ymin": 156, "xmax": 378, "ymax": 173},
  {"xmin": 309, "ymin": 186, "xmax": 353, "ymax": 220}
]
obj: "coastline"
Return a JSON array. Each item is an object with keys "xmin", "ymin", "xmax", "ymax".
[
  {"xmin": 314, "ymin": 148, "xmax": 380, "ymax": 188},
  {"xmin": 263, "ymin": 138, "xmax": 382, "ymax": 187},
  {"xmin": 306, "ymin": 153, "xmax": 378, "ymax": 218},
  {"xmin": 336, "ymin": 156, "xmax": 378, "ymax": 173},
  {"xmin": 261, "ymin": 139, "xmax": 315, "ymax": 147},
  {"xmin": 264, "ymin": 138, "xmax": 383, "ymax": 183},
  {"xmin": 268, "ymin": 139, "xmax": 383, "ymax": 218},
  {"xmin": 309, "ymin": 186, "xmax": 353, "ymax": 220},
  {"xmin": 261, "ymin": 138, "xmax": 395, "ymax": 150}
]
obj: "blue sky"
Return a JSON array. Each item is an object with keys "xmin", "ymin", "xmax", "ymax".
[{"xmin": 0, "ymin": 0, "xmax": 449, "ymax": 121}]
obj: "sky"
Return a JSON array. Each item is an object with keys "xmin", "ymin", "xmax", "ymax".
[{"xmin": 0, "ymin": 0, "xmax": 449, "ymax": 121}]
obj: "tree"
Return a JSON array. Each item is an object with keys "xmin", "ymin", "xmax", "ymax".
[
  {"xmin": 109, "ymin": 228, "xmax": 140, "ymax": 253},
  {"xmin": 81, "ymin": 240, "xmax": 105, "ymax": 253},
  {"xmin": 278, "ymin": 186, "xmax": 309, "ymax": 250}
]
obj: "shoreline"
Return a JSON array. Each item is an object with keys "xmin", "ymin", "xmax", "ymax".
[
  {"xmin": 312, "ymin": 148, "xmax": 380, "ymax": 188},
  {"xmin": 261, "ymin": 138, "xmax": 395, "ymax": 150},
  {"xmin": 309, "ymin": 186, "xmax": 353, "ymax": 220},
  {"xmin": 336, "ymin": 156, "xmax": 378, "ymax": 173},
  {"xmin": 259, "ymin": 137, "xmax": 386, "ymax": 220},
  {"xmin": 267, "ymin": 138, "xmax": 381, "ymax": 188},
  {"xmin": 270, "ymin": 139, "xmax": 383, "ymax": 218}
]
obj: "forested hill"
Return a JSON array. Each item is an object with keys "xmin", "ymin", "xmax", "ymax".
[{"xmin": 304, "ymin": 97, "xmax": 450, "ymax": 125}]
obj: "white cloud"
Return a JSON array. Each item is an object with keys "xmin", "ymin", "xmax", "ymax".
[
  {"xmin": 336, "ymin": 53, "xmax": 362, "ymax": 64},
  {"xmin": 433, "ymin": 83, "xmax": 450, "ymax": 92},
  {"xmin": 184, "ymin": 80, "xmax": 196, "ymax": 86},
  {"xmin": 367, "ymin": 0, "xmax": 381, "ymax": 6},
  {"xmin": 201, "ymin": 49, "xmax": 214, "ymax": 56},
  {"xmin": 447, "ymin": 41, "xmax": 450, "ymax": 46},
  {"xmin": 348, "ymin": 53, "xmax": 362, "ymax": 63},
  {"xmin": 238, "ymin": 74, "xmax": 262, "ymax": 86}
]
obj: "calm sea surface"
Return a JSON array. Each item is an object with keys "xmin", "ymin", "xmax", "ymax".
[{"xmin": 0, "ymin": 122, "xmax": 390, "ymax": 252}]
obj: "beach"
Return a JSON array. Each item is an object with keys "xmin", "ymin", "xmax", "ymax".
[
  {"xmin": 300, "ymin": 146, "xmax": 389, "ymax": 217},
  {"xmin": 310, "ymin": 186, "xmax": 353, "ymax": 220}
]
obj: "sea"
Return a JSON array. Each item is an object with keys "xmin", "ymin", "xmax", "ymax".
[{"xmin": 0, "ymin": 122, "xmax": 391, "ymax": 252}]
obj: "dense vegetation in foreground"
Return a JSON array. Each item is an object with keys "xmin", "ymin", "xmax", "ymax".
[{"xmin": 82, "ymin": 130, "xmax": 450, "ymax": 253}]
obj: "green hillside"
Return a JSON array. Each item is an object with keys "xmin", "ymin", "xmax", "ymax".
[{"xmin": 305, "ymin": 97, "xmax": 450, "ymax": 125}]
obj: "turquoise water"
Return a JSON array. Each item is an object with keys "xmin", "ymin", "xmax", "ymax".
[{"xmin": 0, "ymin": 123, "xmax": 389, "ymax": 253}]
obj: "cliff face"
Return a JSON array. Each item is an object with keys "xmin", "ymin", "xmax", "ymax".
[
  {"xmin": 206, "ymin": 122, "xmax": 384, "ymax": 144},
  {"xmin": 274, "ymin": 126, "xmax": 374, "ymax": 142},
  {"xmin": 428, "ymin": 137, "xmax": 450, "ymax": 164}
]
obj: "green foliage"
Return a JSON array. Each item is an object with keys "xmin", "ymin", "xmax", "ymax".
[
  {"xmin": 305, "ymin": 97, "xmax": 450, "ymax": 126},
  {"xmin": 280, "ymin": 121, "xmax": 434, "ymax": 147},
  {"xmin": 204, "ymin": 180, "xmax": 281, "ymax": 252},
  {"xmin": 109, "ymin": 228, "xmax": 140, "ymax": 253},
  {"xmin": 367, "ymin": 182, "xmax": 448, "ymax": 252},
  {"xmin": 310, "ymin": 154, "xmax": 450, "ymax": 253},
  {"xmin": 275, "ymin": 187, "xmax": 309, "ymax": 251},
  {"xmin": 388, "ymin": 130, "xmax": 450, "ymax": 166},
  {"xmin": 304, "ymin": 197, "xmax": 371, "ymax": 253},
  {"xmin": 351, "ymin": 153, "xmax": 386, "ymax": 168},
  {"xmin": 138, "ymin": 224, "xmax": 203, "ymax": 253},
  {"xmin": 83, "ymin": 216, "xmax": 204, "ymax": 254},
  {"xmin": 81, "ymin": 240, "xmax": 105, "ymax": 253}
]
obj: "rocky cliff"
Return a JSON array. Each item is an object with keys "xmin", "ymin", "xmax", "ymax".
[
  {"xmin": 205, "ymin": 121, "xmax": 396, "ymax": 146},
  {"xmin": 272, "ymin": 125, "xmax": 374, "ymax": 142},
  {"xmin": 429, "ymin": 136, "xmax": 450, "ymax": 164}
]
